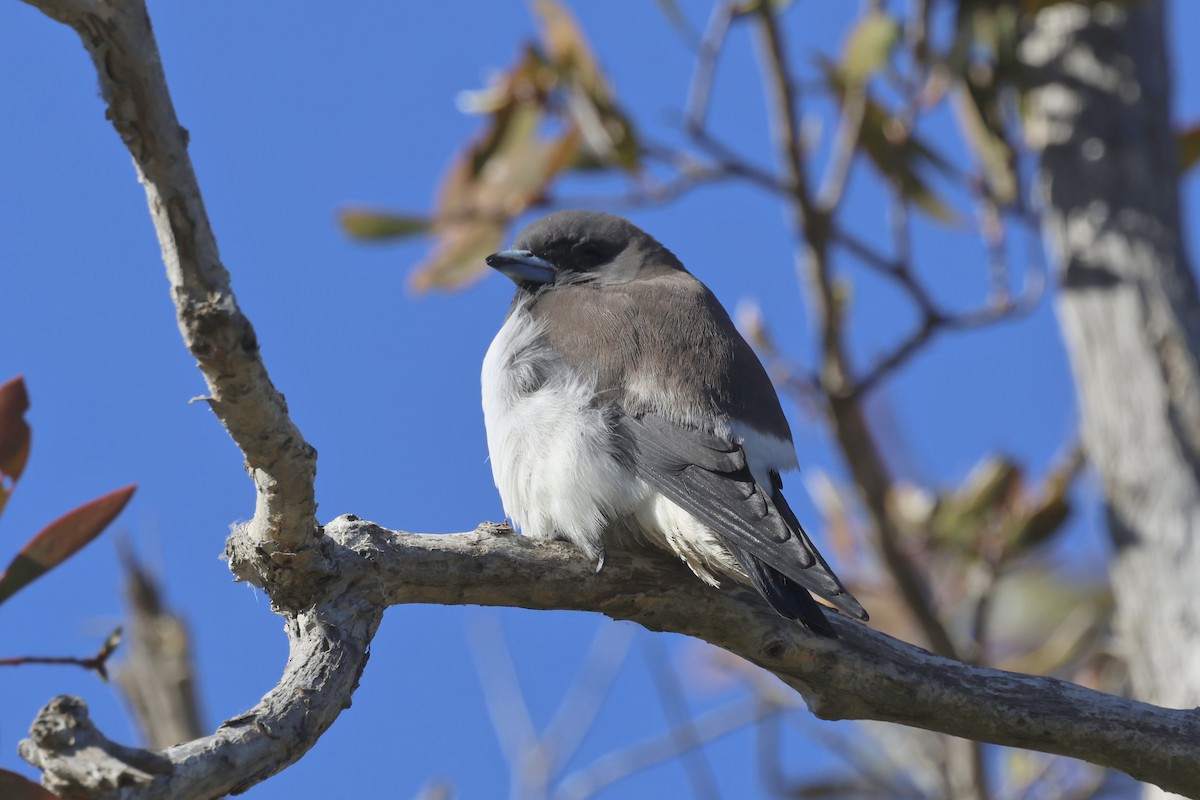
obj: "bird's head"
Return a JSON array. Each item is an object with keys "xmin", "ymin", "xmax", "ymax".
[{"xmin": 486, "ymin": 211, "xmax": 683, "ymax": 291}]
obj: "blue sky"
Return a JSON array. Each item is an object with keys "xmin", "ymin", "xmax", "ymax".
[{"xmin": 1, "ymin": 1, "xmax": 1198, "ymax": 797}]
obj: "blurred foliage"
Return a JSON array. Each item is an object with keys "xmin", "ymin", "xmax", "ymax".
[
  {"xmin": 841, "ymin": 10, "xmax": 901, "ymax": 86},
  {"xmin": 0, "ymin": 376, "xmax": 31, "ymax": 518},
  {"xmin": 1181, "ymin": 124, "xmax": 1200, "ymax": 173},
  {"xmin": 820, "ymin": 56, "xmax": 961, "ymax": 224},
  {"xmin": 341, "ymin": 0, "xmax": 1147, "ymax": 795},
  {"xmin": 0, "ymin": 376, "xmax": 135, "ymax": 607},
  {"xmin": 339, "ymin": 0, "xmax": 639, "ymax": 291}
]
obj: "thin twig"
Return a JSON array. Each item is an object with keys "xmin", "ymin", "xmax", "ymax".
[
  {"xmin": 776, "ymin": 713, "xmax": 928, "ymax": 799},
  {"xmin": 751, "ymin": 4, "xmax": 960, "ymax": 661},
  {"xmin": 832, "ymin": 228, "xmax": 938, "ymax": 316},
  {"xmin": 541, "ymin": 622, "xmax": 635, "ymax": 777},
  {"xmin": 545, "ymin": 161, "xmax": 746, "ymax": 211},
  {"xmin": 0, "ymin": 628, "xmax": 122, "ymax": 680},
  {"xmin": 642, "ymin": 636, "xmax": 723, "ymax": 800},
  {"xmin": 554, "ymin": 699, "xmax": 774, "ymax": 800},
  {"xmin": 851, "ymin": 259, "xmax": 1046, "ymax": 400},
  {"xmin": 817, "ymin": 85, "xmax": 869, "ymax": 211},
  {"xmin": 752, "ymin": 4, "xmax": 815, "ymax": 216},
  {"xmin": 668, "ymin": 129, "xmax": 790, "ymax": 197},
  {"xmin": 466, "ymin": 612, "xmax": 546, "ymax": 798},
  {"xmin": 966, "ymin": 561, "xmax": 1001, "ymax": 667},
  {"xmin": 685, "ymin": 0, "xmax": 741, "ymax": 132}
]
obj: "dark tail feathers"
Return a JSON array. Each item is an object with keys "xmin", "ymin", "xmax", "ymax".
[{"xmin": 727, "ymin": 543, "xmax": 837, "ymax": 637}]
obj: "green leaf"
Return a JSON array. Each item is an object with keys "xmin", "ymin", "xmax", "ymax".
[
  {"xmin": 954, "ymin": 80, "xmax": 1018, "ymax": 207},
  {"xmin": 338, "ymin": 210, "xmax": 432, "ymax": 241},
  {"xmin": 1179, "ymin": 124, "xmax": 1200, "ymax": 174},
  {"xmin": 0, "ymin": 769, "xmax": 57, "ymax": 800},
  {"xmin": 842, "ymin": 11, "xmax": 900, "ymax": 85},
  {"xmin": 0, "ymin": 484, "xmax": 136, "ymax": 606},
  {"xmin": 958, "ymin": 457, "xmax": 1021, "ymax": 519},
  {"xmin": 0, "ymin": 375, "xmax": 31, "ymax": 518},
  {"xmin": 931, "ymin": 456, "xmax": 1022, "ymax": 551}
]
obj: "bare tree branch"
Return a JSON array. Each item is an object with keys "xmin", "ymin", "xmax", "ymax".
[
  {"xmin": 21, "ymin": 583, "xmax": 382, "ymax": 799},
  {"xmin": 852, "ymin": 277, "xmax": 1044, "ymax": 401},
  {"xmin": 17, "ymin": 516, "xmax": 1200, "ymax": 798},
  {"xmin": 0, "ymin": 629, "xmax": 121, "ymax": 679},
  {"xmin": 749, "ymin": 6, "xmax": 959, "ymax": 662},
  {"xmin": 817, "ymin": 85, "xmax": 868, "ymax": 212},
  {"xmin": 13, "ymin": 0, "xmax": 359, "ymax": 795},
  {"xmin": 556, "ymin": 688, "xmax": 773, "ymax": 800},
  {"xmin": 751, "ymin": 5, "xmax": 815, "ymax": 218},
  {"xmin": 642, "ymin": 636, "xmax": 722, "ymax": 800},
  {"xmin": 20, "ymin": 0, "xmax": 319, "ymax": 591},
  {"xmin": 684, "ymin": 0, "xmax": 742, "ymax": 133},
  {"xmin": 467, "ymin": 612, "xmax": 547, "ymax": 797},
  {"xmin": 540, "ymin": 623, "xmax": 635, "ymax": 777},
  {"xmin": 830, "ymin": 227, "xmax": 936, "ymax": 314},
  {"xmin": 15, "ymin": 2, "xmax": 1200, "ymax": 799},
  {"xmin": 28, "ymin": 519, "xmax": 1200, "ymax": 798}
]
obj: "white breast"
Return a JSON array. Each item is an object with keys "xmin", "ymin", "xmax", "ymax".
[
  {"xmin": 481, "ymin": 305, "xmax": 643, "ymax": 560},
  {"xmin": 481, "ymin": 304, "xmax": 798, "ymax": 587}
]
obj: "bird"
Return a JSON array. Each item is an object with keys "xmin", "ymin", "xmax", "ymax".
[{"xmin": 481, "ymin": 210, "xmax": 867, "ymax": 636}]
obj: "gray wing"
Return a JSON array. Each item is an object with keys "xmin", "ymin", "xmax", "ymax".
[{"xmin": 618, "ymin": 412, "xmax": 867, "ymax": 623}]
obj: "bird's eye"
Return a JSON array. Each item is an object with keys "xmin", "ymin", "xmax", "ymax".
[{"xmin": 574, "ymin": 242, "xmax": 608, "ymax": 268}]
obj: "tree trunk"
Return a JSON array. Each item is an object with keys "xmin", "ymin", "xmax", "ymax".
[{"xmin": 1022, "ymin": 4, "xmax": 1200, "ymax": 796}]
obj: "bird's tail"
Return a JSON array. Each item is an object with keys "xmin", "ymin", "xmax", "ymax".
[{"xmin": 726, "ymin": 543, "xmax": 838, "ymax": 637}]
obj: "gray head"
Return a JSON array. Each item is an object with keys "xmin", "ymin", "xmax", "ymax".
[{"xmin": 486, "ymin": 211, "xmax": 685, "ymax": 291}]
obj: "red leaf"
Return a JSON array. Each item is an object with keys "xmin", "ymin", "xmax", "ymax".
[
  {"xmin": 0, "ymin": 484, "xmax": 136, "ymax": 606},
  {"xmin": 0, "ymin": 376, "xmax": 32, "ymax": 516},
  {"xmin": 0, "ymin": 769, "xmax": 57, "ymax": 799}
]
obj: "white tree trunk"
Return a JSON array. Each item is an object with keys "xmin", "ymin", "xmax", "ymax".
[{"xmin": 1023, "ymin": 5, "xmax": 1200, "ymax": 797}]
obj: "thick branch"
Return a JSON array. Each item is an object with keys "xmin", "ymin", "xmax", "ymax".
[
  {"xmin": 16, "ymin": 1, "xmax": 346, "ymax": 795},
  {"xmin": 18, "ymin": 2, "xmax": 1199, "ymax": 799},
  {"xmin": 22, "ymin": 0, "xmax": 319, "ymax": 581},
  {"xmin": 25, "ymin": 519, "xmax": 1199, "ymax": 797},
  {"xmin": 318, "ymin": 518, "xmax": 1200, "ymax": 799},
  {"xmin": 21, "ymin": 587, "xmax": 382, "ymax": 799}
]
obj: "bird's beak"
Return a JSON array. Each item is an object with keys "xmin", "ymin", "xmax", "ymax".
[{"xmin": 486, "ymin": 249, "xmax": 556, "ymax": 286}]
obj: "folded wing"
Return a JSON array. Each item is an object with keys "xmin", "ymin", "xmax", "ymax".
[{"xmin": 618, "ymin": 412, "xmax": 867, "ymax": 634}]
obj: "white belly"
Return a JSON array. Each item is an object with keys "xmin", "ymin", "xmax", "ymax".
[
  {"xmin": 481, "ymin": 305, "xmax": 769, "ymax": 585},
  {"xmin": 481, "ymin": 307, "xmax": 643, "ymax": 561}
]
